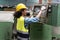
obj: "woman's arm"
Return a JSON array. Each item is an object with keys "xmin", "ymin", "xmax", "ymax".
[
  {"xmin": 36, "ymin": 10, "xmax": 42, "ymax": 18},
  {"xmin": 25, "ymin": 6, "xmax": 47, "ymax": 23},
  {"xmin": 36, "ymin": 6, "xmax": 46, "ymax": 18}
]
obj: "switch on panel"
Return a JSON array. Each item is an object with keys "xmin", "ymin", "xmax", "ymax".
[{"xmin": 47, "ymin": 5, "xmax": 52, "ymax": 13}]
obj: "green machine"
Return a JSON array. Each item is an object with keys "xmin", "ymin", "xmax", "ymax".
[
  {"xmin": 30, "ymin": 23, "xmax": 52, "ymax": 40},
  {"xmin": 0, "ymin": 12, "xmax": 14, "ymax": 40},
  {"xmin": 30, "ymin": 4, "xmax": 52, "ymax": 40},
  {"xmin": 47, "ymin": 4, "xmax": 60, "ymax": 40},
  {"xmin": 0, "ymin": 22, "xmax": 13, "ymax": 40},
  {"xmin": 27, "ymin": 4, "xmax": 60, "ymax": 40}
]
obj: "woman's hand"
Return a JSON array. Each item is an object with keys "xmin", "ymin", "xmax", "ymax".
[{"xmin": 41, "ymin": 6, "xmax": 46, "ymax": 11}]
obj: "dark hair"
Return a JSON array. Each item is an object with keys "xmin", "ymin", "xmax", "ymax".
[{"xmin": 14, "ymin": 8, "xmax": 25, "ymax": 18}]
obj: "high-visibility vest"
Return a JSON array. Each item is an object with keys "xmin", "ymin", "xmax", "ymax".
[{"xmin": 16, "ymin": 16, "xmax": 28, "ymax": 32}]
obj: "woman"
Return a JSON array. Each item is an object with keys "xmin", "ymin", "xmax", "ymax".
[{"xmin": 14, "ymin": 3, "xmax": 46, "ymax": 40}]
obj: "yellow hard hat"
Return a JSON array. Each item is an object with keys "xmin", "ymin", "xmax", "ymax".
[{"xmin": 16, "ymin": 3, "xmax": 27, "ymax": 11}]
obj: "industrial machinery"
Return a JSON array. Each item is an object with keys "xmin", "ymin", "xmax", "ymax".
[
  {"xmin": 47, "ymin": 4, "xmax": 60, "ymax": 40},
  {"xmin": 32, "ymin": 4, "xmax": 48, "ymax": 23},
  {"xmin": 30, "ymin": 4, "xmax": 60, "ymax": 40},
  {"xmin": 30, "ymin": 4, "xmax": 52, "ymax": 40},
  {"xmin": 0, "ymin": 11, "xmax": 14, "ymax": 40}
]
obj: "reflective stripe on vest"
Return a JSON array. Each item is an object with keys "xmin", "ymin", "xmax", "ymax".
[
  {"xmin": 16, "ymin": 16, "xmax": 28, "ymax": 32},
  {"xmin": 17, "ymin": 36, "xmax": 28, "ymax": 40}
]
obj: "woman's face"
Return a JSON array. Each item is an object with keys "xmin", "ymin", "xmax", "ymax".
[{"xmin": 22, "ymin": 9, "xmax": 27, "ymax": 16}]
